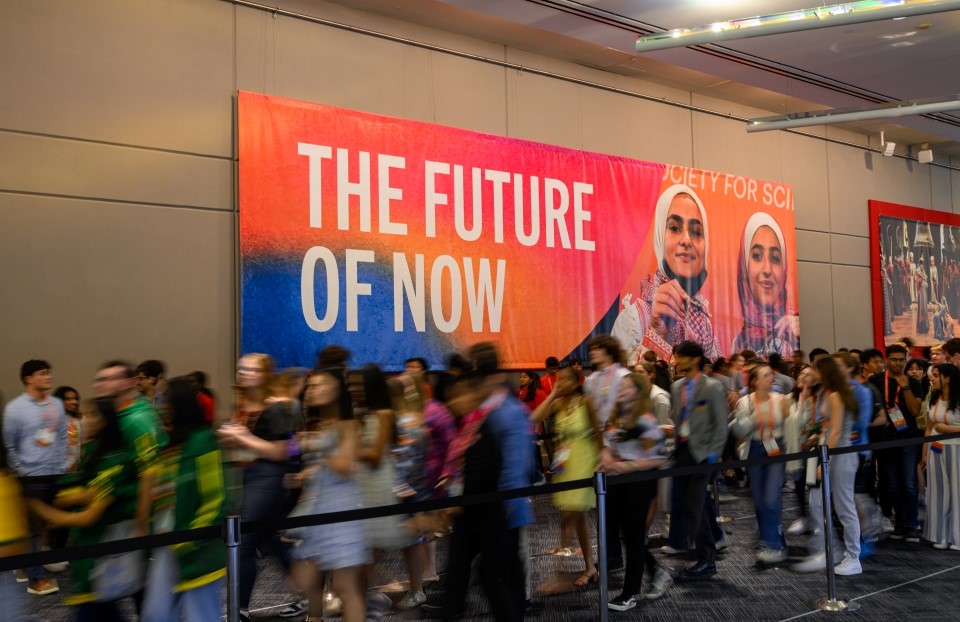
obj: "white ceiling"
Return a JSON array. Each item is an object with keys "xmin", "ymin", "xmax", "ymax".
[{"xmin": 330, "ymin": 0, "xmax": 960, "ymax": 156}]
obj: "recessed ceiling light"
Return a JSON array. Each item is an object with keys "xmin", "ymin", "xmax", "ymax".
[{"xmin": 893, "ymin": 16, "xmax": 906, "ymax": 20}]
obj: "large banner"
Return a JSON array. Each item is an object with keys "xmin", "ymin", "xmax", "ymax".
[{"xmin": 239, "ymin": 91, "xmax": 799, "ymax": 369}]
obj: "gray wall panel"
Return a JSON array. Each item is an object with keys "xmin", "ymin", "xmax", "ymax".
[
  {"xmin": 0, "ymin": 195, "xmax": 235, "ymax": 413},
  {"xmin": 0, "ymin": 0, "xmax": 235, "ymax": 157}
]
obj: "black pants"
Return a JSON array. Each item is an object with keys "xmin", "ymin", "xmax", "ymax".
[
  {"xmin": 20, "ymin": 475, "xmax": 59, "ymax": 582},
  {"xmin": 442, "ymin": 507, "xmax": 524, "ymax": 622},
  {"xmin": 673, "ymin": 446, "xmax": 716, "ymax": 563},
  {"xmin": 606, "ymin": 479, "xmax": 658, "ymax": 596}
]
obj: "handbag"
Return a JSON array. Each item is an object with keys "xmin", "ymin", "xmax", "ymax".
[{"xmin": 90, "ymin": 520, "xmax": 145, "ymax": 602}]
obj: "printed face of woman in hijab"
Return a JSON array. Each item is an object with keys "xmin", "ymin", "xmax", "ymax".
[
  {"xmin": 663, "ymin": 194, "xmax": 705, "ymax": 279},
  {"xmin": 747, "ymin": 225, "xmax": 784, "ymax": 308}
]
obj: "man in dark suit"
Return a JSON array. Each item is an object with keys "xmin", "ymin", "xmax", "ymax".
[{"xmin": 669, "ymin": 341, "xmax": 729, "ymax": 577}]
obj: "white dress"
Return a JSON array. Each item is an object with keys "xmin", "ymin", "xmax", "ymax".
[
  {"xmin": 924, "ymin": 400, "xmax": 960, "ymax": 546},
  {"xmin": 356, "ymin": 410, "xmax": 414, "ymax": 551}
]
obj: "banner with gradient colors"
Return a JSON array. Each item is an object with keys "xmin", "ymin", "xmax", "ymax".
[{"xmin": 239, "ymin": 91, "xmax": 799, "ymax": 370}]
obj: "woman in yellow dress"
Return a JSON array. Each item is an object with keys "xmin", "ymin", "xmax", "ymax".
[{"xmin": 532, "ymin": 365, "xmax": 602, "ymax": 587}]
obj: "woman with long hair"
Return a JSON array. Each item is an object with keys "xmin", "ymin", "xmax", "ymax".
[
  {"xmin": 732, "ymin": 364, "xmax": 789, "ymax": 562},
  {"xmin": 599, "ymin": 373, "xmax": 670, "ymax": 611},
  {"xmin": 732, "ymin": 213, "xmax": 798, "ymax": 358},
  {"xmin": 785, "ymin": 365, "xmax": 816, "ymax": 536},
  {"xmin": 792, "ymin": 357, "xmax": 862, "ymax": 576},
  {"xmin": 141, "ymin": 378, "xmax": 228, "ymax": 622},
  {"xmin": 517, "ymin": 370, "xmax": 546, "ymax": 410},
  {"xmin": 924, "ymin": 363, "xmax": 960, "ymax": 550},
  {"xmin": 216, "ymin": 353, "xmax": 298, "ymax": 622},
  {"xmin": 287, "ymin": 370, "xmax": 368, "ymax": 622},
  {"xmin": 27, "ymin": 398, "xmax": 140, "ymax": 621},
  {"xmin": 531, "ymin": 366, "xmax": 601, "ymax": 586},
  {"xmin": 53, "ymin": 386, "xmax": 84, "ymax": 473}
]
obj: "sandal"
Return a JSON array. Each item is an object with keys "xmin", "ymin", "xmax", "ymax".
[{"xmin": 574, "ymin": 569, "xmax": 598, "ymax": 587}]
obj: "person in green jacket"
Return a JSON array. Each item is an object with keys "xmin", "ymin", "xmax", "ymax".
[
  {"xmin": 141, "ymin": 377, "xmax": 229, "ymax": 622},
  {"xmin": 28, "ymin": 398, "xmax": 140, "ymax": 622}
]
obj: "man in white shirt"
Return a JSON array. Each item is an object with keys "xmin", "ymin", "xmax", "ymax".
[{"xmin": 2, "ymin": 360, "xmax": 67, "ymax": 596}]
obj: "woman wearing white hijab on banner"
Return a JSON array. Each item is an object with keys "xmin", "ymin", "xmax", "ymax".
[
  {"xmin": 612, "ymin": 184, "xmax": 723, "ymax": 363},
  {"xmin": 731, "ymin": 212, "xmax": 799, "ymax": 359}
]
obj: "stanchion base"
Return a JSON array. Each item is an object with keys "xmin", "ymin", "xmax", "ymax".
[
  {"xmin": 815, "ymin": 598, "xmax": 861, "ymax": 613},
  {"xmin": 716, "ymin": 516, "xmax": 733, "ymax": 524}
]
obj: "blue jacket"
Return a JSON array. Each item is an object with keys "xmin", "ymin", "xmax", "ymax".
[
  {"xmin": 850, "ymin": 380, "xmax": 873, "ymax": 456},
  {"xmin": 483, "ymin": 391, "xmax": 534, "ymax": 529}
]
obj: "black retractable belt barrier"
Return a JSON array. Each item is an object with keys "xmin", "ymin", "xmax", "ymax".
[{"xmin": 4, "ymin": 429, "xmax": 960, "ymax": 598}]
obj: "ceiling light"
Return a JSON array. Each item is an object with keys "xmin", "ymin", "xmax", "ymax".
[
  {"xmin": 635, "ymin": 0, "xmax": 960, "ymax": 53},
  {"xmin": 745, "ymin": 94, "xmax": 960, "ymax": 132}
]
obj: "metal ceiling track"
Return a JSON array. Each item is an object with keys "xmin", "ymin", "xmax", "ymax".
[
  {"xmin": 634, "ymin": 0, "xmax": 960, "ymax": 52},
  {"xmin": 747, "ymin": 95, "xmax": 960, "ymax": 132}
]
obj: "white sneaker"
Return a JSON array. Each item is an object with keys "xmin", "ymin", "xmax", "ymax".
[
  {"xmin": 659, "ymin": 544, "xmax": 684, "ymax": 556},
  {"xmin": 792, "ymin": 553, "xmax": 827, "ymax": 573},
  {"xmin": 881, "ymin": 517, "xmax": 896, "ymax": 534},
  {"xmin": 834, "ymin": 556, "xmax": 862, "ymax": 576},
  {"xmin": 950, "ymin": 544, "xmax": 960, "ymax": 551},
  {"xmin": 787, "ymin": 517, "xmax": 809, "ymax": 536},
  {"xmin": 642, "ymin": 568, "xmax": 673, "ymax": 601},
  {"xmin": 933, "ymin": 541, "xmax": 949, "ymax": 550},
  {"xmin": 396, "ymin": 590, "xmax": 427, "ymax": 610},
  {"xmin": 757, "ymin": 547, "xmax": 787, "ymax": 564}
]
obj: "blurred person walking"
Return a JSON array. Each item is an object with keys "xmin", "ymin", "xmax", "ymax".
[{"xmin": 141, "ymin": 378, "xmax": 229, "ymax": 622}]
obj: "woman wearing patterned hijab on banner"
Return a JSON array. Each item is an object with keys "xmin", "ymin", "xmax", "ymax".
[
  {"xmin": 732, "ymin": 212, "xmax": 799, "ymax": 358},
  {"xmin": 613, "ymin": 184, "xmax": 723, "ymax": 363}
]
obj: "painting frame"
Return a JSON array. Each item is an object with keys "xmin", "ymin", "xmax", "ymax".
[{"xmin": 869, "ymin": 200, "xmax": 960, "ymax": 350}]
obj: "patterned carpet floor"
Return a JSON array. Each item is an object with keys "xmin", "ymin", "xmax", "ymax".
[{"xmin": 22, "ymin": 482, "xmax": 960, "ymax": 621}]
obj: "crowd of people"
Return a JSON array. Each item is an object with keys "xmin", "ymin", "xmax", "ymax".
[{"xmin": 2, "ymin": 334, "xmax": 959, "ymax": 620}]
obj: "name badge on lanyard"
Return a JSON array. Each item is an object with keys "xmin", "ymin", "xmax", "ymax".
[
  {"xmin": 887, "ymin": 405, "xmax": 909, "ymax": 432},
  {"xmin": 755, "ymin": 395, "xmax": 780, "ymax": 456},
  {"xmin": 885, "ymin": 375, "xmax": 909, "ymax": 432},
  {"xmin": 762, "ymin": 436, "xmax": 781, "ymax": 456}
]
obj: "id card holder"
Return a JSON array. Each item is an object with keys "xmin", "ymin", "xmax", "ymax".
[
  {"xmin": 888, "ymin": 406, "xmax": 909, "ymax": 432},
  {"xmin": 34, "ymin": 428, "xmax": 54, "ymax": 447},
  {"xmin": 678, "ymin": 420, "xmax": 691, "ymax": 441},
  {"xmin": 762, "ymin": 437, "xmax": 781, "ymax": 456}
]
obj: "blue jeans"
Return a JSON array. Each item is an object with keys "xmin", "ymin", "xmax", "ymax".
[
  {"xmin": 747, "ymin": 439, "xmax": 786, "ymax": 550},
  {"xmin": 879, "ymin": 444, "xmax": 920, "ymax": 530},
  {"xmin": 141, "ymin": 547, "xmax": 221, "ymax": 622},
  {"xmin": 20, "ymin": 476, "xmax": 59, "ymax": 582},
  {"xmin": 239, "ymin": 461, "xmax": 292, "ymax": 610},
  {"xmin": 0, "ymin": 570, "xmax": 23, "ymax": 622}
]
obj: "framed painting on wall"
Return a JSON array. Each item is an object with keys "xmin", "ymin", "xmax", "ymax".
[{"xmin": 869, "ymin": 200, "xmax": 960, "ymax": 350}]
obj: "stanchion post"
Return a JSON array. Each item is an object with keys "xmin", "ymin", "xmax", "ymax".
[
  {"xmin": 224, "ymin": 515, "xmax": 242, "ymax": 622},
  {"xmin": 594, "ymin": 471, "xmax": 609, "ymax": 622},
  {"xmin": 815, "ymin": 445, "xmax": 860, "ymax": 613}
]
